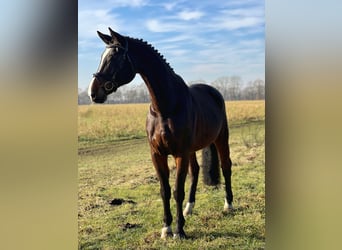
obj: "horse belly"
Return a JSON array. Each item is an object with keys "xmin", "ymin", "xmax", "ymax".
[
  {"xmin": 190, "ymin": 124, "xmax": 222, "ymax": 152},
  {"xmin": 190, "ymin": 107, "xmax": 225, "ymax": 151}
]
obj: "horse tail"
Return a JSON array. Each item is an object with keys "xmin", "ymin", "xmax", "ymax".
[{"xmin": 202, "ymin": 143, "xmax": 220, "ymax": 186}]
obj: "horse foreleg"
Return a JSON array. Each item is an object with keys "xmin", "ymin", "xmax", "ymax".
[
  {"xmin": 183, "ymin": 153, "xmax": 199, "ymax": 216},
  {"xmin": 173, "ymin": 154, "xmax": 189, "ymax": 238},
  {"xmin": 151, "ymin": 152, "xmax": 173, "ymax": 239}
]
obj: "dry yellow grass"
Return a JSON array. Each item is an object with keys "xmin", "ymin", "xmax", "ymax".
[
  {"xmin": 78, "ymin": 100, "xmax": 265, "ymax": 145},
  {"xmin": 226, "ymin": 100, "xmax": 265, "ymax": 124},
  {"xmin": 78, "ymin": 104, "xmax": 149, "ymax": 144}
]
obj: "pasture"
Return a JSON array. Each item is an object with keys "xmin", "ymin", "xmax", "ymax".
[{"xmin": 78, "ymin": 101, "xmax": 265, "ymax": 249}]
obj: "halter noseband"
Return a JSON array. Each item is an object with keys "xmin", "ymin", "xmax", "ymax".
[{"xmin": 93, "ymin": 39, "xmax": 134, "ymax": 93}]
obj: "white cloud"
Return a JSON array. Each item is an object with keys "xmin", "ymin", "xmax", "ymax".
[
  {"xmin": 225, "ymin": 7, "xmax": 264, "ymax": 18},
  {"xmin": 178, "ymin": 10, "xmax": 204, "ymax": 21},
  {"xmin": 146, "ymin": 19, "xmax": 165, "ymax": 32},
  {"xmin": 145, "ymin": 19, "xmax": 186, "ymax": 33},
  {"xmin": 110, "ymin": 0, "xmax": 148, "ymax": 7},
  {"xmin": 78, "ymin": 9, "xmax": 122, "ymax": 42},
  {"xmin": 217, "ymin": 16, "xmax": 264, "ymax": 30},
  {"xmin": 79, "ymin": 0, "xmax": 148, "ymax": 9},
  {"xmin": 212, "ymin": 6, "xmax": 264, "ymax": 31},
  {"xmin": 155, "ymin": 35, "xmax": 192, "ymax": 44},
  {"xmin": 162, "ymin": 2, "xmax": 178, "ymax": 11}
]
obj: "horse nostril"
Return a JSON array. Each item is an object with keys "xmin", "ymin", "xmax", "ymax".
[{"xmin": 91, "ymin": 93, "xmax": 96, "ymax": 100}]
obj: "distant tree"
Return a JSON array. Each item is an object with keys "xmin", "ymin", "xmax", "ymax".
[
  {"xmin": 212, "ymin": 76, "xmax": 242, "ymax": 100},
  {"xmin": 212, "ymin": 76, "xmax": 229, "ymax": 99},
  {"xmin": 241, "ymin": 82, "xmax": 254, "ymax": 100},
  {"xmin": 78, "ymin": 89, "xmax": 91, "ymax": 105},
  {"xmin": 107, "ymin": 89, "xmax": 123, "ymax": 103},
  {"xmin": 253, "ymin": 79, "xmax": 265, "ymax": 100},
  {"xmin": 138, "ymin": 88, "xmax": 150, "ymax": 103},
  {"xmin": 187, "ymin": 79, "xmax": 207, "ymax": 86},
  {"xmin": 227, "ymin": 76, "xmax": 242, "ymax": 100},
  {"xmin": 241, "ymin": 79, "xmax": 265, "ymax": 100},
  {"xmin": 78, "ymin": 77, "xmax": 264, "ymax": 104}
]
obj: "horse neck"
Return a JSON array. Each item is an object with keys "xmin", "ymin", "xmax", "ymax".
[{"xmin": 128, "ymin": 38, "xmax": 189, "ymax": 116}]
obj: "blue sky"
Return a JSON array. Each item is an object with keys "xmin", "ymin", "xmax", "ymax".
[{"xmin": 78, "ymin": 0, "xmax": 264, "ymax": 90}]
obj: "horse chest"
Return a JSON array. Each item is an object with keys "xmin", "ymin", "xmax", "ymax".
[{"xmin": 146, "ymin": 116, "xmax": 190, "ymax": 155}]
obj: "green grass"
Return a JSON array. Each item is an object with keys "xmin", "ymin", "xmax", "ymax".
[{"xmin": 78, "ymin": 101, "xmax": 265, "ymax": 249}]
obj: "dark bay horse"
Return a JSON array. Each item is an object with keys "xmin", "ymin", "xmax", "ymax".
[{"xmin": 88, "ymin": 28, "xmax": 233, "ymax": 239}]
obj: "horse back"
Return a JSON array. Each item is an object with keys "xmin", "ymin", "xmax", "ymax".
[{"xmin": 189, "ymin": 84, "xmax": 226, "ymax": 116}]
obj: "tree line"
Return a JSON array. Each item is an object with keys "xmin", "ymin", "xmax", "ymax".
[{"xmin": 78, "ymin": 76, "xmax": 264, "ymax": 105}]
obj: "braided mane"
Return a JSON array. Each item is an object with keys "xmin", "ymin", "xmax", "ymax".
[{"xmin": 129, "ymin": 37, "xmax": 175, "ymax": 73}]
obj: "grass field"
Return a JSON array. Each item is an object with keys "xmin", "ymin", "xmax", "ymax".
[{"xmin": 78, "ymin": 101, "xmax": 265, "ymax": 249}]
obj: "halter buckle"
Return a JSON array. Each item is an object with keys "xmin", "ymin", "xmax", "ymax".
[{"xmin": 104, "ymin": 81, "xmax": 116, "ymax": 92}]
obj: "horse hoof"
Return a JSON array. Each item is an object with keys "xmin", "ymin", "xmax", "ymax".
[
  {"xmin": 161, "ymin": 226, "xmax": 173, "ymax": 239},
  {"xmin": 224, "ymin": 203, "xmax": 234, "ymax": 212},
  {"xmin": 173, "ymin": 233, "xmax": 187, "ymax": 240},
  {"xmin": 183, "ymin": 202, "xmax": 195, "ymax": 217},
  {"xmin": 224, "ymin": 198, "xmax": 234, "ymax": 212},
  {"xmin": 173, "ymin": 231, "xmax": 187, "ymax": 239}
]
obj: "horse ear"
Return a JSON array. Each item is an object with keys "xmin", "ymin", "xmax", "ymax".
[
  {"xmin": 108, "ymin": 27, "xmax": 126, "ymax": 46},
  {"xmin": 97, "ymin": 31, "xmax": 112, "ymax": 45}
]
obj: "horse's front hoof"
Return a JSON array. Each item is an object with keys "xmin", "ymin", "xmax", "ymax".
[
  {"xmin": 173, "ymin": 231, "xmax": 187, "ymax": 239},
  {"xmin": 161, "ymin": 226, "xmax": 173, "ymax": 239}
]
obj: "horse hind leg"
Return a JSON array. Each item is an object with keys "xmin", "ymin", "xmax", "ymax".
[
  {"xmin": 215, "ymin": 125, "xmax": 234, "ymax": 212},
  {"xmin": 183, "ymin": 153, "xmax": 199, "ymax": 216}
]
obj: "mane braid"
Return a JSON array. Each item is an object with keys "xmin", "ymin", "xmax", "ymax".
[{"xmin": 130, "ymin": 37, "xmax": 175, "ymax": 73}]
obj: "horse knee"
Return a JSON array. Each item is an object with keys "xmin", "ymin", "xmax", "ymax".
[{"xmin": 160, "ymin": 184, "xmax": 171, "ymax": 200}]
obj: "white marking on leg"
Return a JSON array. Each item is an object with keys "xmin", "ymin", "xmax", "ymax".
[
  {"xmin": 224, "ymin": 198, "xmax": 234, "ymax": 212},
  {"xmin": 183, "ymin": 202, "xmax": 195, "ymax": 216},
  {"xmin": 161, "ymin": 226, "xmax": 172, "ymax": 239}
]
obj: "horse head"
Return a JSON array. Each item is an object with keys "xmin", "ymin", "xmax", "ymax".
[{"xmin": 88, "ymin": 28, "xmax": 136, "ymax": 103}]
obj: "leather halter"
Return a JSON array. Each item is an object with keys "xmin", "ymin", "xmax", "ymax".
[{"xmin": 92, "ymin": 39, "xmax": 134, "ymax": 93}]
